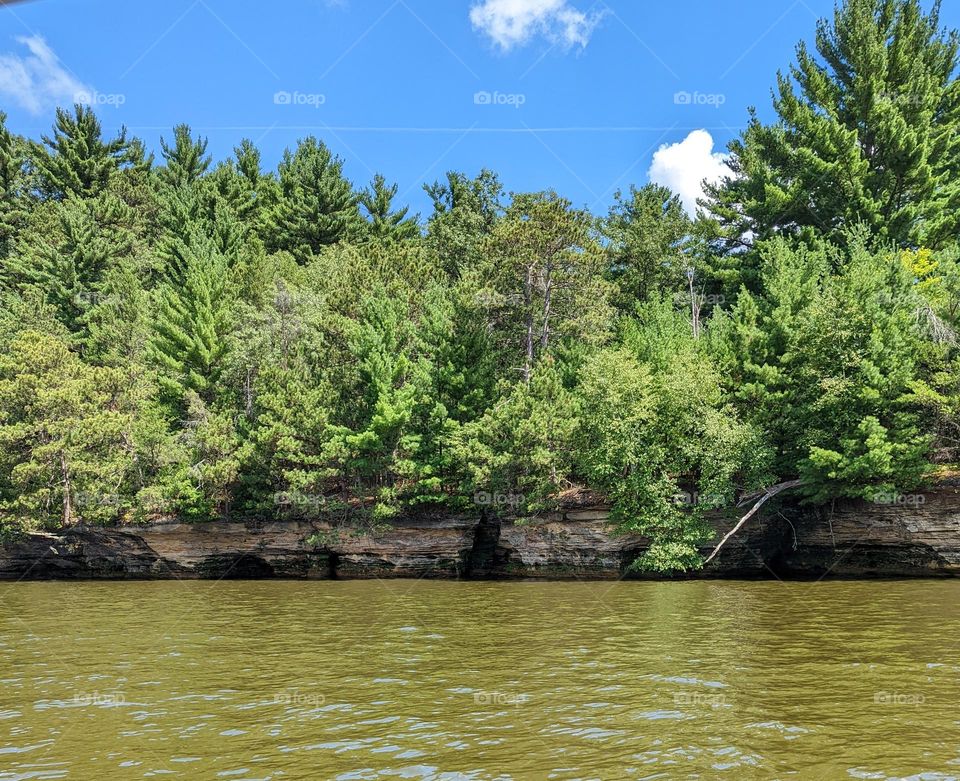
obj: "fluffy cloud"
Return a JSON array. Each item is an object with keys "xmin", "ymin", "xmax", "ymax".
[
  {"xmin": 470, "ymin": 0, "xmax": 602, "ymax": 51},
  {"xmin": 0, "ymin": 36, "xmax": 90, "ymax": 115},
  {"xmin": 647, "ymin": 130, "xmax": 731, "ymax": 216}
]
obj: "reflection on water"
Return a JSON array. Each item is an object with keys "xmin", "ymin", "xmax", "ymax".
[{"xmin": 1, "ymin": 580, "xmax": 959, "ymax": 779}]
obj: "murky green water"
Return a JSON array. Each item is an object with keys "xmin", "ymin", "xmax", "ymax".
[{"xmin": 1, "ymin": 580, "xmax": 959, "ymax": 780}]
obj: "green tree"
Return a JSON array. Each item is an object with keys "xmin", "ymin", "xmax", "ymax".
[
  {"xmin": 149, "ymin": 239, "xmax": 235, "ymax": 405},
  {"xmin": 360, "ymin": 174, "xmax": 419, "ymax": 242},
  {"xmin": 30, "ymin": 105, "xmax": 136, "ymax": 200},
  {"xmin": 604, "ymin": 184, "xmax": 692, "ymax": 311},
  {"xmin": 706, "ymin": 0, "xmax": 960, "ymax": 254},
  {"xmin": 5, "ymin": 193, "xmax": 138, "ymax": 338},
  {"xmin": 0, "ymin": 331, "xmax": 136, "ymax": 531},
  {"xmin": 455, "ymin": 358, "xmax": 580, "ymax": 514},
  {"xmin": 709, "ymin": 234, "xmax": 932, "ymax": 502},
  {"xmin": 577, "ymin": 301, "xmax": 772, "ymax": 573},
  {"xmin": 0, "ymin": 112, "xmax": 27, "ymax": 264},
  {"xmin": 424, "ymin": 169, "xmax": 503, "ymax": 278},
  {"xmin": 265, "ymin": 137, "xmax": 361, "ymax": 259},
  {"xmin": 159, "ymin": 124, "xmax": 212, "ymax": 188},
  {"xmin": 481, "ymin": 191, "xmax": 612, "ymax": 384}
]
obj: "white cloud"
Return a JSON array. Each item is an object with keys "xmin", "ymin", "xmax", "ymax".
[
  {"xmin": 647, "ymin": 129, "xmax": 731, "ymax": 216},
  {"xmin": 0, "ymin": 36, "xmax": 91, "ymax": 115},
  {"xmin": 470, "ymin": 0, "xmax": 602, "ymax": 51}
]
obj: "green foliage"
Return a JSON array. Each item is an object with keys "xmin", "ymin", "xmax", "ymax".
[
  {"xmin": 265, "ymin": 137, "xmax": 362, "ymax": 259},
  {"xmin": 577, "ymin": 302, "xmax": 773, "ymax": 573},
  {"xmin": 455, "ymin": 358, "xmax": 580, "ymax": 515},
  {"xmin": 159, "ymin": 124, "xmax": 212, "ymax": 188},
  {"xmin": 1, "ymin": 22, "xmax": 959, "ymax": 583},
  {"xmin": 0, "ymin": 331, "xmax": 137, "ymax": 529},
  {"xmin": 359, "ymin": 174, "xmax": 419, "ymax": 242},
  {"xmin": 149, "ymin": 238, "xmax": 234, "ymax": 404},
  {"xmin": 0, "ymin": 112, "xmax": 27, "ymax": 264},
  {"xmin": 30, "ymin": 105, "xmax": 135, "ymax": 200},
  {"xmin": 709, "ymin": 234, "xmax": 933, "ymax": 502},
  {"xmin": 706, "ymin": 0, "xmax": 960, "ymax": 255},
  {"xmin": 604, "ymin": 184, "xmax": 692, "ymax": 311}
]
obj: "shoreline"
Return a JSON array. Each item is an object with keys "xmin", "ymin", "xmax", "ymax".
[{"xmin": 3, "ymin": 487, "xmax": 959, "ymax": 581}]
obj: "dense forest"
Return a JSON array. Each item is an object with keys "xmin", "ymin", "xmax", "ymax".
[{"xmin": 1, "ymin": 0, "xmax": 959, "ymax": 571}]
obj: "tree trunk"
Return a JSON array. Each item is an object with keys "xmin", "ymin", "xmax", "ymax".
[
  {"xmin": 524, "ymin": 266, "xmax": 534, "ymax": 386},
  {"xmin": 60, "ymin": 451, "xmax": 73, "ymax": 527},
  {"xmin": 541, "ymin": 259, "xmax": 553, "ymax": 351},
  {"xmin": 703, "ymin": 480, "xmax": 802, "ymax": 566}
]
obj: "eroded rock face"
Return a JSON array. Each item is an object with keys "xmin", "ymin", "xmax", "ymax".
[
  {"xmin": 493, "ymin": 507, "xmax": 787, "ymax": 579},
  {"xmin": 0, "ymin": 516, "xmax": 476, "ymax": 581},
  {"xmin": 2, "ymin": 486, "xmax": 960, "ymax": 580},
  {"xmin": 776, "ymin": 485, "xmax": 960, "ymax": 577}
]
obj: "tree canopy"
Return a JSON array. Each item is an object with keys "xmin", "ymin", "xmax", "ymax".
[{"xmin": 1, "ymin": 0, "xmax": 959, "ymax": 573}]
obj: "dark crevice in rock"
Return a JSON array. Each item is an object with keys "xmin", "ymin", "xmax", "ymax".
[
  {"xmin": 196, "ymin": 553, "xmax": 276, "ymax": 580},
  {"xmin": 466, "ymin": 512, "xmax": 502, "ymax": 578}
]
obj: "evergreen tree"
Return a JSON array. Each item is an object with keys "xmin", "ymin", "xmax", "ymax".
[
  {"xmin": 359, "ymin": 174, "xmax": 419, "ymax": 242},
  {"xmin": 0, "ymin": 331, "xmax": 136, "ymax": 530},
  {"xmin": 30, "ymin": 105, "xmax": 135, "ymax": 200},
  {"xmin": 482, "ymin": 191, "xmax": 612, "ymax": 384},
  {"xmin": 424, "ymin": 169, "xmax": 503, "ymax": 278},
  {"xmin": 454, "ymin": 358, "xmax": 580, "ymax": 515},
  {"xmin": 6, "ymin": 193, "xmax": 137, "ymax": 337},
  {"xmin": 159, "ymin": 124, "xmax": 211, "ymax": 188},
  {"xmin": 706, "ymin": 0, "xmax": 960, "ymax": 254},
  {"xmin": 0, "ymin": 112, "xmax": 27, "ymax": 264},
  {"xmin": 149, "ymin": 238, "xmax": 234, "ymax": 404},
  {"xmin": 265, "ymin": 137, "xmax": 361, "ymax": 259},
  {"xmin": 604, "ymin": 184, "xmax": 692, "ymax": 312}
]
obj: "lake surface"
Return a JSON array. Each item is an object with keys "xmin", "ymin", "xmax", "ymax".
[{"xmin": 1, "ymin": 580, "xmax": 959, "ymax": 780}]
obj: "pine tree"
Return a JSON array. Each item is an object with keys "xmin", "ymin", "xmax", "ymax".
[
  {"xmin": 159, "ymin": 124, "xmax": 212, "ymax": 188},
  {"xmin": 6, "ymin": 193, "xmax": 137, "ymax": 337},
  {"xmin": 706, "ymin": 0, "xmax": 960, "ymax": 252},
  {"xmin": 0, "ymin": 331, "xmax": 135, "ymax": 529},
  {"xmin": 265, "ymin": 137, "xmax": 362, "ymax": 260},
  {"xmin": 424, "ymin": 169, "xmax": 503, "ymax": 278},
  {"xmin": 359, "ymin": 174, "xmax": 419, "ymax": 242},
  {"xmin": 324, "ymin": 290, "xmax": 430, "ymax": 520},
  {"xmin": 30, "ymin": 105, "xmax": 135, "ymax": 200},
  {"xmin": 149, "ymin": 238, "xmax": 234, "ymax": 404},
  {"xmin": 0, "ymin": 112, "xmax": 26, "ymax": 264},
  {"xmin": 604, "ymin": 184, "xmax": 692, "ymax": 312},
  {"xmin": 482, "ymin": 191, "xmax": 612, "ymax": 384},
  {"xmin": 84, "ymin": 259, "xmax": 151, "ymax": 366}
]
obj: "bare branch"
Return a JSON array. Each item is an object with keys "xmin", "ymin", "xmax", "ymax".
[{"xmin": 704, "ymin": 480, "xmax": 803, "ymax": 566}]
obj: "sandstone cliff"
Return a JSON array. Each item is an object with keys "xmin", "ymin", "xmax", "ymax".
[{"xmin": 2, "ymin": 486, "xmax": 959, "ymax": 580}]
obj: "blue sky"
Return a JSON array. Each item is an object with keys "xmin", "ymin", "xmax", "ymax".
[{"xmin": 2, "ymin": 0, "xmax": 958, "ymax": 217}]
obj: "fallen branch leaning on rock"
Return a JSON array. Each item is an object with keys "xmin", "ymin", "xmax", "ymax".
[{"xmin": 703, "ymin": 480, "xmax": 804, "ymax": 566}]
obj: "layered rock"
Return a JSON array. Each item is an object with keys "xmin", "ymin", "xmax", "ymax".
[
  {"xmin": 776, "ymin": 484, "xmax": 960, "ymax": 577},
  {"xmin": 2, "ymin": 485, "xmax": 960, "ymax": 580}
]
